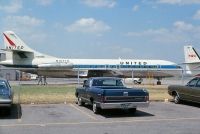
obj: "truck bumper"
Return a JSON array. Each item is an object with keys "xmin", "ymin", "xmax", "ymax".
[
  {"xmin": 98, "ymin": 101, "xmax": 150, "ymax": 109},
  {"xmin": 0, "ymin": 99, "xmax": 12, "ymax": 107}
]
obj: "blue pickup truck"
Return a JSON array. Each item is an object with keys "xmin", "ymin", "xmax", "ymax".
[{"xmin": 75, "ymin": 77, "xmax": 149, "ymax": 114}]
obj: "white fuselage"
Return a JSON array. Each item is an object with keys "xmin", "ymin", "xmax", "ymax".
[{"xmin": 25, "ymin": 57, "xmax": 182, "ymax": 78}]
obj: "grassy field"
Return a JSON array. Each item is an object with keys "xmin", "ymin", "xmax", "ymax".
[
  {"xmin": 135, "ymin": 85, "xmax": 172, "ymax": 101},
  {"xmin": 12, "ymin": 84, "xmax": 172, "ymax": 104}
]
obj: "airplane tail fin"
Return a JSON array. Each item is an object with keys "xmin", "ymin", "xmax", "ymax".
[
  {"xmin": 3, "ymin": 31, "xmax": 36, "ymax": 52},
  {"xmin": 184, "ymin": 46, "xmax": 200, "ymax": 63},
  {"xmin": 1, "ymin": 31, "xmax": 54, "ymax": 66},
  {"xmin": 184, "ymin": 46, "xmax": 200, "ymax": 75}
]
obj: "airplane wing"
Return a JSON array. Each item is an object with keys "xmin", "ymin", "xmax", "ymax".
[
  {"xmin": 87, "ymin": 69, "xmax": 174, "ymax": 78},
  {"xmin": 87, "ymin": 70, "xmax": 124, "ymax": 77}
]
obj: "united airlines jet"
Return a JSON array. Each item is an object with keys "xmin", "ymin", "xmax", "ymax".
[{"xmin": 0, "ymin": 31, "xmax": 182, "ymax": 84}]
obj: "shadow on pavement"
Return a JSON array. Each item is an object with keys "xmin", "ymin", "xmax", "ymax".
[
  {"xmin": 0, "ymin": 104, "xmax": 22, "ymax": 119},
  {"xmin": 180, "ymin": 101, "xmax": 200, "ymax": 108},
  {"xmin": 170, "ymin": 100, "xmax": 200, "ymax": 108},
  {"xmin": 100, "ymin": 109, "xmax": 154, "ymax": 118}
]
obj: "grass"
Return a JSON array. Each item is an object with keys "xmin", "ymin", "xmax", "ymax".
[
  {"xmin": 13, "ymin": 85, "xmax": 77, "ymax": 104},
  {"xmin": 12, "ymin": 84, "xmax": 172, "ymax": 104},
  {"xmin": 133, "ymin": 84, "xmax": 172, "ymax": 101}
]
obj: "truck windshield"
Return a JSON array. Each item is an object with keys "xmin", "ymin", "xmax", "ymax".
[{"xmin": 92, "ymin": 79, "xmax": 124, "ymax": 87}]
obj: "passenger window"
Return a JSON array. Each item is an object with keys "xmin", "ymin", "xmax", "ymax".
[
  {"xmin": 116, "ymin": 80, "xmax": 124, "ymax": 86},
  {"xmin": 0, "ymin": 81, "xmax": 8, "ymax": 89},
  {"xmin": 0, "ymin": 84, "xmax": 6, "ymax": 89},
  {"xmin": 196, "ymin": 80, "xmax": 200, "ymax": 87},
  {"xmin": 187, "ymin": 79, "xmax": 198, "ymax": 87},
  {"xmin": 92, "ymin": 80, "xmax": 103, "ymax": 86}
]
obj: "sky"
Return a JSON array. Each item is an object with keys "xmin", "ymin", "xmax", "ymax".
[{"xmin": 0, "ymin": 0, "xmax": 200, "ymax": 64}]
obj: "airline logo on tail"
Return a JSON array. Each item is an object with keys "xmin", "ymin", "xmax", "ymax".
[
  {"xmin": 184, "ymin": 46, "xmax": 200, "ymax": 63},
  {"xmin": 188, "ymin": 54, "xmax": 197, "ymax": 58},
  {"xmin": 3, "ymin": 31, "xmax": 24, "ymax": 50},
  {"xmin": 3, "ymin": 33, "xmax": 16, "ymax": 48}
]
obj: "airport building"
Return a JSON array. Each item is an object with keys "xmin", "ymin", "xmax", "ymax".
[
  {"xmin": 0, "ymin": 65, "xmax": 18, "ymax": 80},
  {"xmin": 0, "ymin": 53, "xmax": 18, "ymax": 80}
]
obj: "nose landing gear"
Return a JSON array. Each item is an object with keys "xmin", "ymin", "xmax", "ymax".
[{"xmin": 156, "ymin": 78, "xmax": 162, "ymax": 85}]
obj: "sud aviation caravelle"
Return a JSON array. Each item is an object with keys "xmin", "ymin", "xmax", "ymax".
[{"xmin": 0, "ymin": 31, "xmax": 182, "ymax": 84}]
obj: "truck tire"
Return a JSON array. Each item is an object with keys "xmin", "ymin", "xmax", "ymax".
[
  {"xmin": 92, "ymin": 103, "xmax": 101, "ymax": 114},
  {"xmin": 129, "ymin": 108, "xmax": 137, "ymax": 113},
  {"xmin": 6, "ymin": 107, "xmax": 11, "ymax": 115},
  {"xmin": 77, "ymin": 96, "xmax": 85, "ymax": 106}
]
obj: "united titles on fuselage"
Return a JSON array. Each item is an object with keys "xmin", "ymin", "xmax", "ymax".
[
  {"xmin": 56, "ymin": 59, "xmax": 70, "ymax": 63},
  {"xmin": 120, "ymin": 61, "xmax": 147, "ymax": 65}
]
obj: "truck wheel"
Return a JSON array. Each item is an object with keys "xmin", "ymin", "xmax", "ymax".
[
  {"xmin": 129, "ymin": 108, "xmax": 137, "ymax": 113},
  {"xmin": 1, "ymin": 107, "xmax": 11, "ymax": 116},
  {"xmin": 77, "ymin": 97, "xmax": 85, "ymax": 106},
  {"xmin": 174, "ymin": 93, "xmax": 181, "ymax": 104},
  {"xmin": 92, "ymin": 103, "xmax": 101, "ymax": 114},
  {"xmin": 6, "ymin": 107, "xmax": 11, "ymax": 115}
]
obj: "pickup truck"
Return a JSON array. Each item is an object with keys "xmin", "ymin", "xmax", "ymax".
[{"xmin": 75, "ymin": 77, "xmax": 149, "ymax": 114}]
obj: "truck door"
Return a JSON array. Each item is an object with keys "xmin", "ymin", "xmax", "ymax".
[
  {"xmin": 82, "ymin": 80, "xmax": 89, "ymax": 102},
  {"xmin": 84, "ymin": 79, "xmax": 92, "ymax": 103}
]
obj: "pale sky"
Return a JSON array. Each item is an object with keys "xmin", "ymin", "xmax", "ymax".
[{"xmin": 0, "ymin": 0, "xmax": 200, "ymax": 63}]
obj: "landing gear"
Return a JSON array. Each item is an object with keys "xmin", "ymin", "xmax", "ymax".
[
  {"xmin": 156, "ymin": 78, "xmax": 162, "ymax": 85},
  {"xmin": 157, "ymin": 80, "xmax": 161, "ymax": 85}
]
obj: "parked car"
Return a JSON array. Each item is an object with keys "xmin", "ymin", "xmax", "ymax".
[
  {"xmin": 168, "ymin": 77, "xmax": 200, "ymax": 104},
  {"xmin": 75, "ymin": 77, "xmax": 149, "ymax": 114},
  {"xmin": 0, "ymin": 78, "xmax": 13, "ymax": 114},
  {"xmin": 125, "ymin": 78, "xmax": 143, "ymax": 84},
  {"xmin": 133, "ymin": 78, "xmax": 143, "ymax": 84}
]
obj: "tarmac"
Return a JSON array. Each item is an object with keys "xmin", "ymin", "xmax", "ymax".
[{"xmin": 0, "ymin": 102, "xmax": 200, "ymax": 134}]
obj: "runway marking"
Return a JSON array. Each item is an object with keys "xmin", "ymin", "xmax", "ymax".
[
  {"xmin": 69, "ymin": 103, "xmax": 97, "ymax": 120},
  {"xmin": 1, "ymin": 117, "xmax": 200, "ymax": 128}
]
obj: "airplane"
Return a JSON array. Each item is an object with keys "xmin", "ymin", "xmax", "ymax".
[
  {"xmin": 0, "ymin": 31, "xmax": 182, "ymax": 85},
  {"xmin": 184, "ymin": 45, "xmax": 200, "ymax": 76}
]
